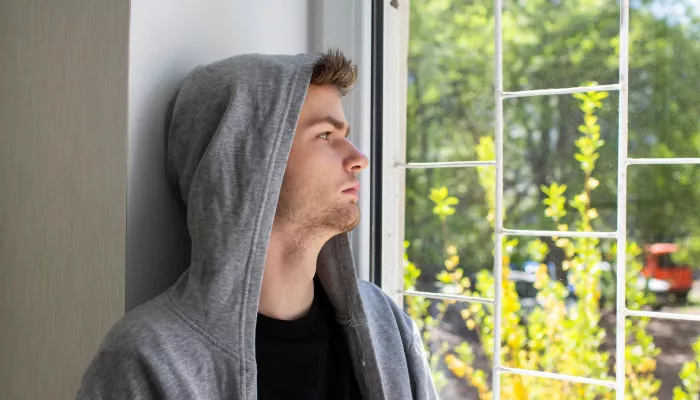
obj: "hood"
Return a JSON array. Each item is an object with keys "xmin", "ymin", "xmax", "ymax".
[{"xmin": 164, "ymin": 53, "xmax": 367, "ymax": 363}]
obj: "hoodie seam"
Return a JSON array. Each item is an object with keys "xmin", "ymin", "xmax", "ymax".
[
  {"xmin": 333, "ymin": 238, "xmax": 363, "ymax": 324},
  {"xmin": 334, "ymin": 239, "xmax": 375, "ymax": 399},
  {"xmin": 407, "ymin": 324, "xmax": 421, "ymax": 398},
  {"xmin": 165, "ymin": 291, "xmax": 252, "ymax": 362},
  {"xmin": 337, "ymin": 318, "xmax": 368, "ymax": 327}
]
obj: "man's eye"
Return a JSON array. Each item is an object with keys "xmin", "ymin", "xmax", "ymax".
[{"xmin": 318, "ymin": 132, "xmax": 332, "ymax": 140}]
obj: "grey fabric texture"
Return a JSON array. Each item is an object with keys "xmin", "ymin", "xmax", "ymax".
[{"xmin": 77, "ymin": 53, "xmax": 437, "ymax": 400}]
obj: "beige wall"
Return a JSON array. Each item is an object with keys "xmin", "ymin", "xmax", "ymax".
[{"xmin": 0, "ymin": 1, "xmax": 129, "ymax": 399}]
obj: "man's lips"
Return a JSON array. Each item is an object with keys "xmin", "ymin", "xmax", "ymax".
[{"xmin": 342, "ymin": 183, "xmax": 361, "ymax": 196}]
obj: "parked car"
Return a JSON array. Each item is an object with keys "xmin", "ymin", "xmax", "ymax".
[
  {"xmin": 508, "ymin": 261, "xmax": 576, "ymax": 321},
  {"xmin": 597, "ymin": 244, "xmax": 694, "ymax": 308},
  {"xmin": 641, "ymin": 243, "xmax": 694, "ymax": 305}
]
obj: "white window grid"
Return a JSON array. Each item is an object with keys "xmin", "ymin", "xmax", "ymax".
[{"xmin": 380, "ymin": 1, "xmax": 700, "ymax": 399}]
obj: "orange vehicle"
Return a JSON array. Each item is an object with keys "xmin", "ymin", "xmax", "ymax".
[{"xmin": 641, "ymin": 243, "xmax": 694, "ymax": 302}]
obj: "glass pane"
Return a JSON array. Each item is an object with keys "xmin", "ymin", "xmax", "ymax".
[
  {"xmin": 628, "ymin": 165, "xmax": 700, "ymax": 311},
  {"xmin": 625, "ymin": 317, "xmax": 700, "ymax": 400},
  {"xmin": 502, "ymin": 237, "xmax": 617, "ymax": 385},
  {"xmin": 502, "ymin": 0, "xmax": 619, "ymax": 91},
  {"xmin": 629, "ymin": 0, "xmax": 700, "ymax": 159},
  {"xmin": 406, "ymin": 0, "xmax": 495, "ymax": 163},
  {"xmin": 498, "ymin": 376, "xmax": 612, "ymax": 400},
  {"xmin": 404, "ymin": 168, "xmax": 493, "ymax": 296},
  {"xmin": 503, "ymin": 92, "xmax": 619, "ymax": 231},
  {"xmin": 405, "ymin": 295, "xmax": 494, "ymax": 399}
]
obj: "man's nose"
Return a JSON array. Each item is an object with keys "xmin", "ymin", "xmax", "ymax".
[{"xmin": 346, "ymin": 144, "xmax": 369, "ymax": 175}]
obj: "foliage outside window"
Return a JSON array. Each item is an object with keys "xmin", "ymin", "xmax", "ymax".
[{"xmin": 401, "ymin": 0, "xmax": 700, "ymax": 398}]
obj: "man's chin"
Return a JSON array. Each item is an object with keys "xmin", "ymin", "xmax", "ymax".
[{"xmin": 320, "ymin": 206, "xmax": 361, "ymax": 234}]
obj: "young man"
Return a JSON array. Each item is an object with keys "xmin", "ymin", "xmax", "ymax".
[{"xmin": 77, "ymin": 50, "xmax": 437, "ymax": 400}]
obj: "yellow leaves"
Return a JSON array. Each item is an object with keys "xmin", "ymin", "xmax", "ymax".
[
  {"xmin": 446, "ymin": 245, "xmax": 458, "ymax": 256},
  {"xmin": 512, "ymin": 376, "xmax": 528, "ymax": 400},
  {"xmin": 587, "ymin": 208, "xmax": 599, "ymax": 220},
  {"xmin": 437, "ymin": 271, "xmax": 453, "ymax": 285},
  {"xmin": 502, "ymin": 291, "xmax": 521, "ymax": 315},
  {"xmin": 675, "ymin": 339, "xmax": 700, "ymax": 398},
  {"xmin": 583, "ymin": 114, "xmax": 598, "ymax": 128},
  {"xmin": 574, "ymin": 191, "xmax": 590, "ymax": 206},
  {"xmin": 403, "ymin": 260, "xmax": 421, "ymax": 291},
  {"xmin": 542, "ymin": 182, "xmax": 568, "ymax": 197},
  {"xmin": 462, "ymin": 277, "xmax": 472, "ymax": 289},
  {"xmin": 586, "ymin": 177, "xmax": 600, "ymax": 190},
  {"xmin": 429, "ymin": 186, "xmax": 459, "ymax": 221},
  {"xmin": 527, "ymin": 239, "xmax": 549, "ymax": 263},
  {"xmin": 502, "ymin": 255, "xmax": 511, "ymax": 268},
  {"xmin": 534, "ymin": 263, "xmax": 551, "ymax": 290},
  {"xmin": 445, "ymin": 354, "xmax": 467, "ymax": 378},
  {"xmin": 444, "ymin": 254, "xmax": 460, "ymax": 270},
  {"xmin": 501, "ymin": 264, "xmax": 511, "ymax": 280},
  {"xmin": 505, "ymin": 238, "xmax": 519, "ymax": 255},
  {"xmin": 627, "ymin": 242, "xmax": 642, "ymax": 258},
  {"xmin": 638, "ymin": 357, "xmax": 656, "ymax": 374},
  {"xmin": 499, "ymin": 375, "xmax": 530, "ymax": 400},
  {"xmin": 437, "ymin": 248, "xmax": 468, "ymax": 293},
  {"xmin": 506, "ymin": 331, "xmax": 525, "ymax": 350},
  {"xmin": 486, "ymin": 210, "xmax": 495, "ymax": 223},
  {"xmin": 573, "ymin": 84, "xmax": 609, "ymax": 113},
  {"xmin": 527, "ymin": 351, "xmax": 540, "ymax": 368}
]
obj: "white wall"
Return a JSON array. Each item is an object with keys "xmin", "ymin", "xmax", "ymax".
[
  {"xmin": 0, "ymin": 2, "xmax": 129, "ymax": 399},
  {"xmin": 126, "ymin": 0, "xmax": 313, "ymax": 309}
]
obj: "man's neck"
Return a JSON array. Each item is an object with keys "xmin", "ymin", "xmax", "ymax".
[{"xmin": 258, "ymin": 223, "xmax": 329, "ymax": 320}]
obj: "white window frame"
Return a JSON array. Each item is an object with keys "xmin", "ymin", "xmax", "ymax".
[{"xmin": 380, "ymin": 0, "xmax": 700, "ymax": 399}]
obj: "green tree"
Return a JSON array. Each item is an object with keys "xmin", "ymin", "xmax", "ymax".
[{"xmin": 405, "ymin": 0, "xmax": 700, "ymax": 287}]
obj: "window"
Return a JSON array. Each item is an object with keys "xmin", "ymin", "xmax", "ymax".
[
  {"xmin": 375, "ymin": 0, "xmax": 700, "ymax": 399},
  {"xmin": 657, "ymin": 253, "xmax": 676, "ymax": 269}
]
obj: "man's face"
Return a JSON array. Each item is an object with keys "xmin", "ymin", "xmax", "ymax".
[{"xmin": 276, "ymin": 84, "xmax": 369, "ymax": 235}]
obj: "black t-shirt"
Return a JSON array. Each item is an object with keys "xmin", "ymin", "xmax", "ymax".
[{"xmin": 255, "ymin": 278, "xmax": 362, "ymax": 400}]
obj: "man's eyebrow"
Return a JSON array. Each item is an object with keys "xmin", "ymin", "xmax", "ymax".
[{"xmin": 304, "ymin": 116, "xmax": 351, "ymax": 137}]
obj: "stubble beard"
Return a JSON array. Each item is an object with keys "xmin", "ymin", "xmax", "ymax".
[{"xmin": 276, "ymin": 181, "xmax": 361, "ymax": 240}]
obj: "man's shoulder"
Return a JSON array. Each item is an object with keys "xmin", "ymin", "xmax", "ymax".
[
  {"xmin": 94, "ymin": 293, "xmax": 183, "ymax": 356},
  {"xmin": 356, "ymin": 279, "xmax": 403, "ymax": 310},
  {"xmin": 356, "ymin": 280, "xmax": 414, "ymax": 340},
  {"xmin": 77, "ymin": 294, "xmax": 196, "ymax": 399},
  {"xmin": 357, "ymin": 279, "xmax": 394, "ymax": 304}
]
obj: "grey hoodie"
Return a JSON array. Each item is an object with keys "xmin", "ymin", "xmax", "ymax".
[{"xmin": 77, "ymin": 53, "xmax": 437, "ymax": 400}]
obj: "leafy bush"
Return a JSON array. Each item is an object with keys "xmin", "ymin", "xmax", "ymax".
[{"xmin": 674, "ymin": 337, "xmax": 700, "ymax": 399}]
